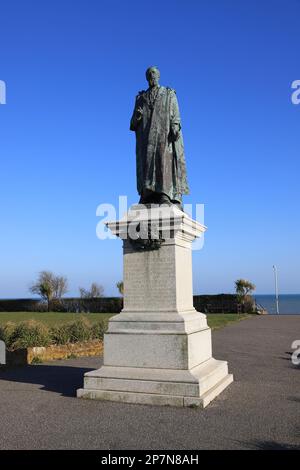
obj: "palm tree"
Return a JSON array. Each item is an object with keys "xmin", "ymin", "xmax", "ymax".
[
  {"xmin": 235, "ymin": 279, "xmax": 256, "ymax": 310},
  {"xmin": 30, "ymin": 271, "xmax": 68, "ymax": 311},
  {"xmin": 116, "ymin": 281, "xmax": 124, "ymax": 296}
]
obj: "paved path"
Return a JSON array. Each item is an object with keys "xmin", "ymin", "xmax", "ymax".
[{"xmin": 0, "ymin": 315, "xmax": 299, "ymax": 450}]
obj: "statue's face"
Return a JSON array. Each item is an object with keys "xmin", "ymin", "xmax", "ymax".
[{"xmin": 147, "ymin": 68, "xmax": 160, "ymax": 87}]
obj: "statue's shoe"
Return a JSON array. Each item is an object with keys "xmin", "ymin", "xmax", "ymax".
[
  {"xmin": 158, "ymin": 194, "xmax": 172, "ymax": 206},
  {"xmin": 172, "ymin": 201, "xmax": 183, "ymax": 211}
]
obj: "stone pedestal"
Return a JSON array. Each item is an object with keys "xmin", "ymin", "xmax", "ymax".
[{"xmin": 77, "ymin": 205, "xmax": 233, "ymax": 407}]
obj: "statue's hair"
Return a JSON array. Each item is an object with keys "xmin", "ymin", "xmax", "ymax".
[{"xmin": 145, "ymin": 66, "xmax": 160, "ymax": 80}]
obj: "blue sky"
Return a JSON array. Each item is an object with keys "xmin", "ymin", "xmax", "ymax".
[{"xmin": 0, "ymin": 0, "xmax": 299, "ymax": 297}]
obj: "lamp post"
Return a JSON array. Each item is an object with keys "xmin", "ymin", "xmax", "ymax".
[{"xmin": 273, "ymin": 265, "xmax": 279, "ymax": 315}]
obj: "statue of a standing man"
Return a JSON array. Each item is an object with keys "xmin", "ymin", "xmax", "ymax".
[{"xmin": 130, "ymin": 66, "xmax": 189, "ymax": 207}]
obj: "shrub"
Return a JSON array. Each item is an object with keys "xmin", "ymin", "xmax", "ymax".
[
  {"xmin": 0, "ymin": 317, "xmax": 108, "ymax": 350},
  {"xmin": 50, "ymin": 318, "xmax": 108, "ymax": 344},
  {"xmin": 50, "ymin": 323, "xmax": 72, "ymax": 345},
  {"xmin": 0, "ymin": 322, "xmax": 16, "ymax": 349},
  {"xmin": 50, "ymin": 317, "xmax": 94, "ymax": 344},
  {"xmin": 91, "ymin": 320, "xmax": 108, "ymax": 340},
  {"xmin": 66, "ymin": 317, "xmax": 93, "ymax": 343},
  {"xmin": 8, "ymin": 320, "xmax": 51, "ymax": 350}
]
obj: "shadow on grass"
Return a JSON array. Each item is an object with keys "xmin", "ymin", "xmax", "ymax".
[{"xmin": 0, "ymin": 363, "xmax": 94, "ymax": 397}]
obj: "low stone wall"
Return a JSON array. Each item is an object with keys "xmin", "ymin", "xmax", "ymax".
[{"xmin": 6, "ymin": 339, "xmax": 103, "ymax": 365}]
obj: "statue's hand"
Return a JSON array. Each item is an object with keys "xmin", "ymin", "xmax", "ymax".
[
  {"xmin": 136, "ymin": 106, "xmax": 143, "ymax": 120},
  {"xmin": 170, "ymin": 123, "xmax": 180, "ymax": 142},
  {"xmin": 173, "ymin": 131, "xmax": 180, "ymax": 141}
]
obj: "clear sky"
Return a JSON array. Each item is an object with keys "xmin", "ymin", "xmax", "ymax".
[{"xmin": 0, "ymin": 0, "xmax": 299, "ymax": 298}]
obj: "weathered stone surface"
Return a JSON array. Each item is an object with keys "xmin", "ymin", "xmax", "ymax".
[
  {"xmin": 77, "ymin": 206, "xmax": 233, "ymax": 408},
  {"xmin": 104, "ymin": 327, "xmax": 211, "ymax": 369}
]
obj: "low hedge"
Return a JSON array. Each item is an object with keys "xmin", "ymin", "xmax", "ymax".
[
  {"xmin": 0, "ymin": 295, "xmax": 255, "ymax": 313},
  {"xmin": 0, "ymin": 317, "xmax": 108, "ymax": 351},
  {"xmin": 193, "ymin": 294, "xmax": 255, "ymax": 314},
  {"xmin": 0, "ymin": 297, "xmax": 123, "ymax": 313}
]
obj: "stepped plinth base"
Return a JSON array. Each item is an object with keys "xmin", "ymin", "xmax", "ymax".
[
  {"xmin": 77, "ymin": 205, "xmax": 233, "ymax": 408},
  {"xmin": 77, "ymin": 358, "xmax": 233, "ymax": 408}
]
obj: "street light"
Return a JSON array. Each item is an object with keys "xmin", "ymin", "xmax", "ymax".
[{"xmin": 273, "ymin": 265, "xmax": 279, "ymax": 315}]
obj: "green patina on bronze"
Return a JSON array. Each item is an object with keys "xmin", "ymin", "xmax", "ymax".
[{"xmin": 130, "ymin": 66, "xmax": 189, "ymax": 205}]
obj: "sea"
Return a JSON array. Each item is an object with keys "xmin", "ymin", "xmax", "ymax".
[{"xmin": 254, "ymin": 294, "xmax": 300, "ymax": 315}]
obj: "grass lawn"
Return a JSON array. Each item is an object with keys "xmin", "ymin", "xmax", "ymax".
[
  {"xmin": 0, "ymin": 312, "xmax": 113, "ymax": 326},
  {"xmin": 206, "ymin": 313, "xmax": 253, "ymax": 329},
  {"xmin": 0, "ymin": 312, "xmax": 253, "ymax": 329}
]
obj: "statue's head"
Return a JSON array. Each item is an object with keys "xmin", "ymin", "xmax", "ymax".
[{"xmin": 146, "ymin": 66, "xmax": 160, "ymax": 87}]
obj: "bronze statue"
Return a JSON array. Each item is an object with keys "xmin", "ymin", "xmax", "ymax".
[{"xmin": 130, "ymin": 66, "xmax": 189, "ymax": 207}]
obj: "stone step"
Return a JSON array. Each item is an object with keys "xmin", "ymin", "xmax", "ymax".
[
  {"xmin": 196, "ymin": 360, "xmax": 229, "ymax": 395},
  {"xmin": 82, "ymin": 359, "xmax": 229, "ymax": 398},
  {"xmin": 195, "ymin": 374, "xmax": 233, "ymax": 408},
  {"xmin": 77, "ymin": 374, "xmax": 233, "ymax": 408},
  {"xmin": 84, "ymin": 376, "xmax": 199, "ymax": 397}
]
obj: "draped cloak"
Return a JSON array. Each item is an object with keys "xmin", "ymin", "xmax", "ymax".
[{"xmin": 130, "ymin": 86, "xmax": 189, "ymax": 202}]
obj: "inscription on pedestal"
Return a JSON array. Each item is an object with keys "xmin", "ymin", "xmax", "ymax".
[{"xmin": 124, "ymin": 242, "xmax": 177, "ymax": 312}]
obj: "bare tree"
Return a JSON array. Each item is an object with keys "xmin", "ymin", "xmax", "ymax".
[
  {"xmin": 79, "ymin": 282, "xmax": 104, "ymax": 299},
  {"xmin": 30, "ymin": 271, "xmax": 68, "ymax": 311},
  {"xmin": 52, "ymin": 275, "xmax": 68, "ymax": 299}
]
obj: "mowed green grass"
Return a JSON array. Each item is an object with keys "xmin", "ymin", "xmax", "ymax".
[
  {"xmin": 0, "ymin": 312, "xmax": 252, "ymax": 329},
  {"xmin": 207, "ymin": 313, "xmax": 253, "ymax": 329},
  {"xmin": 0, "ymin": 312, "xmax": 113, "ymax": 326}
]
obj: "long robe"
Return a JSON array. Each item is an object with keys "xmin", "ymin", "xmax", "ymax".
[{"xmin": 130, "ymin": 86, "xmax": 189, "ymax": 202}]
